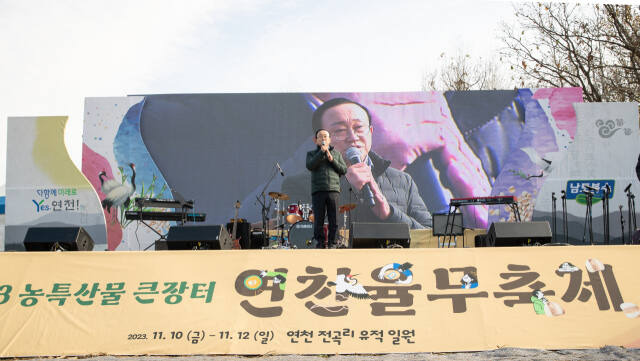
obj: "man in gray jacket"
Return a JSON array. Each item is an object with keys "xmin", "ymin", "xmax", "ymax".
[{"xmin": 283, "ymin": 98, "xmax": 430, "ymax": 230}]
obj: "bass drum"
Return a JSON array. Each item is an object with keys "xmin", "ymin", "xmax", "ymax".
[{"xmin": 288, "ymin": 221, "xmax": 314, "ymax": 249}]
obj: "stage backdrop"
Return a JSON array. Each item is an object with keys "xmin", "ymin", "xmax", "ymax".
[
  {"xmin": 4, "ymin": 116, "xmax": 106, "ymax": 251},
  {"xmin": 0, "ymin": 247, "xmax": 638, "ymax": 356},
  {"xmin": 533, "ymin": 102, "xmax": 640, "ymax": 242},
  {"xmin": 81, "ymin": 89, "xmax": 634, "ymax": 251},
  {"xmin": 82, "ymin": 97, "xmax": 172, "ymax": 251}
]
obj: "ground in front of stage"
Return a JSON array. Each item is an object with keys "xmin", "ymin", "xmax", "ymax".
[{"xmin": 10, "ymin": 346, "xmax": 640, "ymax": 361}]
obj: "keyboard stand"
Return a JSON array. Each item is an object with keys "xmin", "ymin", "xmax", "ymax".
[
  {"xmin": 444, "ymin": 205, "xmax": 464, "ymax": 248},
  {"xmin": 127, "ymin": 210, "xmax": 168, "ymax": 251},
  {"xmin": 444, "ymin": 198, "xmax": 522, "ymax": 248}
]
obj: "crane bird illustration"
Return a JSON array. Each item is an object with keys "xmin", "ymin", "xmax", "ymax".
[
  {"xmin": 99, "ymin": 163, "xmax": 136, "ymax": 213},
  {"xmin": 520, "ymin": 147, "xmax": 564, "ymax": 179},
  {"xmin": 327, "ymin": 274, "xmax": 370, "ymax": 299}
]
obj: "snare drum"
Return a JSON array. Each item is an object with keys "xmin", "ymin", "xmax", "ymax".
[
  {"xmin": 286, "ymin": 204, "xmax": 302, "ymax": 224},
  {"xmin": 288, "ymin": 220, "xmax": 314, "ymax": 249}
]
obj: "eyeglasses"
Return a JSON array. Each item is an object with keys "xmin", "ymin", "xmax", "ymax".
[{"xmin": 330, "ymin": 125, "xmax": 371, "ymax": 141}]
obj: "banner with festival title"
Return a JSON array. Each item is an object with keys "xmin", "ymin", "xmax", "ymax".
[{"xmin": 0, "ymin": 247, "xmax": 638, "ymax": 356}]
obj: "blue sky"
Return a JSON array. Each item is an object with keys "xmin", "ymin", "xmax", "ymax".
[{"xmin": 0, "ymin": 0, "xmax": 527, "ymax": 194}]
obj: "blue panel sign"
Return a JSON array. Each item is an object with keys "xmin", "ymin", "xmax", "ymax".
[{"xmin": 566, "ymin": 180, "xmax": 615, "ymax": 200}]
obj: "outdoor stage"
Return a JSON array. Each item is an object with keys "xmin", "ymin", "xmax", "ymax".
[
  {"xmin": 2, "ymin": 90, "xmax": 639, "ymax": 357},
  {"xmin": 0, "ymin": 244, "xmax": 638, "ymax": 357}
]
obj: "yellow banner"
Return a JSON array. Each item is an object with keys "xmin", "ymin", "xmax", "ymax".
[{"xmin": 1, "ymin": 247, "xmax": 639, "ymax": 356}]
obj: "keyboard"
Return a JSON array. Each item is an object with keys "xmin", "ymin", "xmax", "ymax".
[
  {"xmin": 450, "ymin": 196, "xmax": 516, "ymax": 206},
  {"xmin": 134, "ymin": 197, "xmax": 194, "ymax": 209},
  {"xmin": 125, "ymin": 211, "xmax": 206, "ymax": 222}
]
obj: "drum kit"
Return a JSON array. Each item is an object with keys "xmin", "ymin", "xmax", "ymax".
[{"xmin": 266, "ymin": 191, "xmax": 356, "ymax": 249}]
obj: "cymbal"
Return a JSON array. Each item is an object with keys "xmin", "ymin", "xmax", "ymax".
[
  {"xmin": 268, "ymin": 191, "xmax": 289, "ymax": 200},
  {"xmin": 339, "ymin": 203, "xmax": 357, "ymax": 213}
]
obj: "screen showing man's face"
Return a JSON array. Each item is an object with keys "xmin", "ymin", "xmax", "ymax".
[{"xmin": 320, "ymin": 103, "xmax": 372, "ymax": 162}]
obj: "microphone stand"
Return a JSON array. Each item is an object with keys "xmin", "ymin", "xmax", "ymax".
[
  {"xmin": 581, "ymin": 190, "xmax": 594, "ymax": 245},
  {"xmin": 629, "ymin": 193, "xmax": 638, "ymax": 244},
  {"xmin": 602, "ymin": 184, "xmax": 610, "ymax": 244},
  {"xmin": 348, "ymin": 186, "xmax": 355, "ymax": 244},
  {"xmin": 561, "ymin": 190, "xmax": 568, "ymax": 243},
  {"xmin": 620, "ymin": 205, "xmax": 626, "ymax": 244},
  {"xmin": 551, "ymin": 192, "xmax": 557, "ymax": 242},
  {"xmin": 256, "ymin": 165, "xmax": 279, "ymax": 247},
  {"xmin": 633, "ymin": 194, "xmax": 638, "ymax": 244},
  {"xmin": 627, "ymin": 188, "xmax": 637, "ymax": 244}
]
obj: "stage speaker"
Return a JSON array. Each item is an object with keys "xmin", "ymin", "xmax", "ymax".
[
  {"xmin": 250, "ymin": 230, "xmax": 267, "ymax": 249},
  {"xmin": 164, "ymin": 225, "xmax": 232, "ymax": 250},
  {"xmin": 432, "ymin": 212, "xmax": 464, "ymax": 236},
  {"xmin": 486, "ymin": 221, "xmax": 552, "ymax": 247},
  {"xmin": 23, "ymin": 227, "xmax": 94, "ymax": 251},
  {"xmin": 226, "ymin": 221, "xmax": 251, "ymax": 249},
  {"xmin": 349, "ymin": 222, "xmax": 410, "ymax": 248}
]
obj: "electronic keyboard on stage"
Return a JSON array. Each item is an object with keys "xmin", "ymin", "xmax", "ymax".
[
  {"xmin": 125, "ymin": 211, "xmax": 206, "ymax": 222},
  {"xmin": 450, "ymin": 195, "xmax": 517, "ymax": 206},
  {"xmin": 134, "ymin": 197, "xmax": 194, "ymax": 209}
]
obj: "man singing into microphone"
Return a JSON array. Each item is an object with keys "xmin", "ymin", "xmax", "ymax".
[{"xmin": 307, "ymin": 129, "xmax": 347, "ymax": 248}]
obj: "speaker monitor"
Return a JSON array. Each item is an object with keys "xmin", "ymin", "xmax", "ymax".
[
  {"xmin": 163, "ymin": 225, "xmax": 232, "ymax": 250},
  {"xmin": 250, "ymin": 230, "xmax": 267, "ymax": 249},
  {"xmin": 486, "ymin": 221, "xmax": 552, "ymax": 247},
  {"xmin": 23, "ymin": 226, "xmax": 94, "ymax": 251},
  {"xmin": 349, "ymin": 222, "xmax": 410, "ymax": 248},
  {"xmin": 432, "ymin": 212, "xmax": 464, "ymax": 236},
  {"xmin": 225, "ymin": 221, "xmax": 251, "ymax": 249}
]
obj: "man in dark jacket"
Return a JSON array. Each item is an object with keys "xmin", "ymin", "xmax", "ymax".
[
  {"xmin": 283, "ymin": 98, "xmax": 430, "ymax": 230},
  {"xmin": 636, "ymin": 153, "xmax": 640, "ymax": 182},
  {"xmin": 307, "ymin": 129, "xmax": 347, "ymax": 248}
]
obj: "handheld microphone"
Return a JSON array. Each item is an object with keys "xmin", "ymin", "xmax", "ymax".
[
  {"xmin": 276, "ymin": 162, "xmax": 284, "ymax": 177},
  {"xmin": 345, "ymin": 147, "xmax": 375, "ymax": 207},
  {"xmin": 321, "ymin": 141, "xmax": 328, "ymax": 155},
  {"xmin": 625, "ymin": 183, "xmax": 632, "ymax": 193}
]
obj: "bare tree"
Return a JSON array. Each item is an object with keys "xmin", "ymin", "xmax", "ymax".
[
  {"xmin": 423, "ymin": 51, "xmax": 508, "ymax": 91},
  {"xmin": 501, "ymin": 3, "xmax": 640, "ymax": 103}
]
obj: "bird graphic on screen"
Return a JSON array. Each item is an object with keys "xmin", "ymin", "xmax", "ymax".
[
  {"xmin": 99, "ymin": 163, "xmax": 136, "ymax": 213},
  {"xmin": 520, "ymin": 147, "xmax": 564, "ymax": 179}
]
